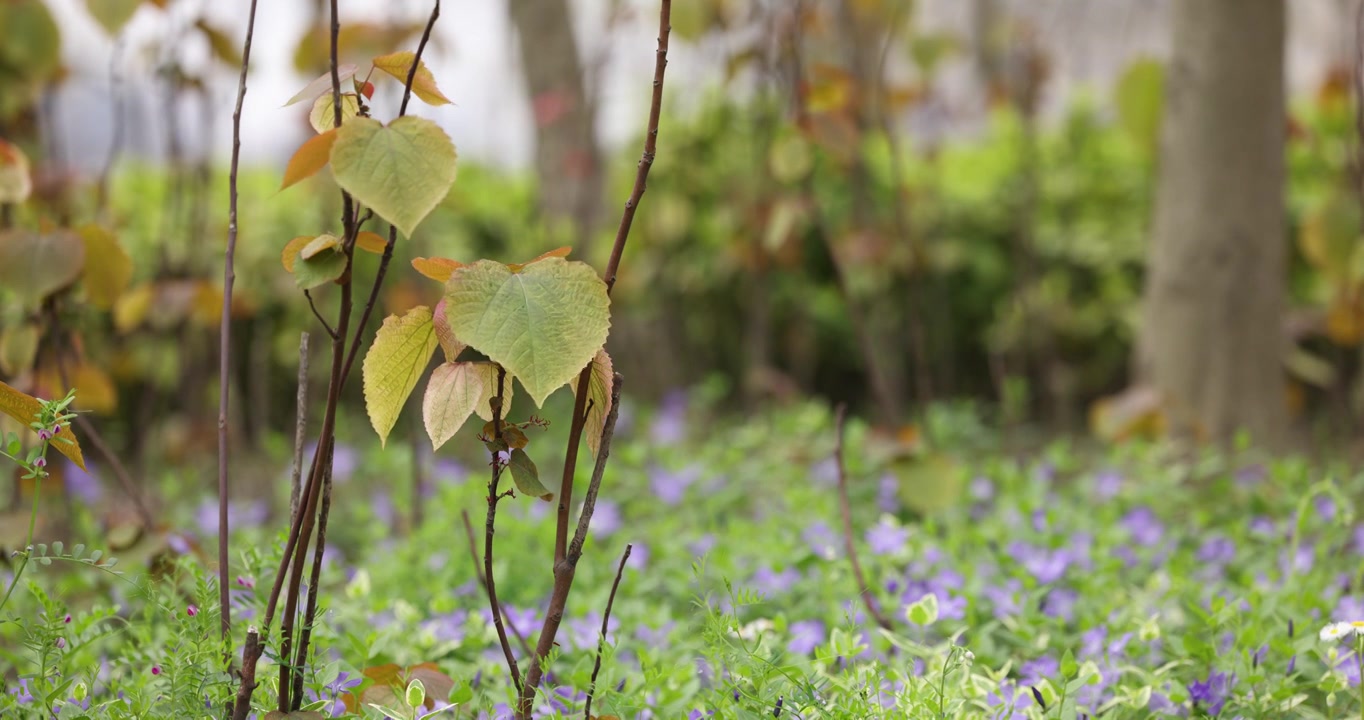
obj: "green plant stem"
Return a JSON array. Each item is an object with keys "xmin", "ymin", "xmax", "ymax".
[{"xmin": 0, "ymin": 468, "xmax": 42, "ymax": 614}]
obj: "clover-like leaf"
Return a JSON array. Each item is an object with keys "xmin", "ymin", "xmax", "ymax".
[
  {"xmin": 443, "ymin": 258, "xmax": 609, "ymax": 407},
  {"xmin": 0, "ymin": 228, "xmax": 86, "ymax": 304},
  {"xmin": 363, "ymin": 306, "xmax": 439, "ymax": 446},
  {"xmin": 573, "ymin": 348, "xmax": 614, "ymax": 456},
  {"xmin": 309, "ymin": 92, "xmax": 360, "ymax": 133},
  {"xmin": 76, "ymin": 224, "xmax": 132, "ymax": 309},
  {"xmin": 281, "ymin": 128, "xmax": 338, "ymax": 190},
  {"xmin": 0, "ymin": 139, "xmax": 32, "ymax": 203},
  {"xmin": 0, "ymin": 381, "xmax": 84, "ymax": 469},
  {"xmin": 508, "ymin": 448, "xmax": 552, "ymax": 501},
  {"xmin": 372, "ymin": 51, "xmax": 452, "ymax": 106},
  {"xmin": 330, "ymin": 117, "xmax": 457, "ymax": 237}
]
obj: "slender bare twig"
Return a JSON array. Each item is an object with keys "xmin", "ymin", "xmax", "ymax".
[
  {"xmin": 219, "ymin": 0, "xmax": 262, "ymax": 654},
  {"xmin": 461, "ymin": 509, "xmax": 534, "ymax": 658},
  {"xmin": 484, "ymin": 367, "xmax": 523, "ymax": 693},
  {"xmin": 96, "ymin": 35, "xmax": 125, "ymax": 220},
  {"xmin": 304, "ymin": 290, "xmax": 338, "ymax": 339},
  {"xmin": 526, "ymin": 3, "xmax": 670, "ymax": 715},
  {"xmin": 584, "ymin": 544, "xmax": 632, "ymax": 720},
  {"xmin": 554, "ymin": 0, "xmax": 671, "ymax": 570},
  {"xmin": 519, "ymin": 374, "xmax": 623, "ymax": 717},
  {"xmin": 290, "ymin": 332, "xmax": 311, "ymax": 522},
  {"xmin": 833, "ymin": 404, "xmax": 894, "ymax": 632}
]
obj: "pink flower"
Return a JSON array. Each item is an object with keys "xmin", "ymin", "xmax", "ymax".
[
  {"xmin": 55, "ymin": 637, "xmax": 66, "ymax": 649},
  {"xmin": 63, "ymin": 614, "xmax": 71, "ymax": 624},
  {"xmin": 33, "ymin": 457, "xmax": 46, "ymax": 469},
  {"xmin": 186, "ymin": 605, "xmax": 199, "ymax": 617},
  {"xmin": 151, "ymin": 665, "xmax": 161, "ymax": 676}
]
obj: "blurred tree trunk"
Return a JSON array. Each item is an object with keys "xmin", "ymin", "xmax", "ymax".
[
  {"xmin": 507, "ymin": 0, "xmax": 604, "ymax": 250},
  {"xmin": 1138, "ymin": 0, "xmax": 1287, "ymax": 447}
]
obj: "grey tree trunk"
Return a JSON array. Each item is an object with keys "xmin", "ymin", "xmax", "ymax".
[
  {"xmin": 507, "ymin": 0, "xmax": 604, "ymax": 249},
  {"xmin": 1138, "ymin": 0, "xmax": 1288, "ymax": 447}
]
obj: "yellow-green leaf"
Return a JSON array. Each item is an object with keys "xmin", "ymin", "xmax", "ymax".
[
  {"xmin": 572, "ymin": 348, "xmax": 614, "ymax": 456},
  {"xmin": 85, "ymin": 0, "xmax": 142, "ymax": 35},
  {"xmin": 0, "ymin": 323, "xmax": 39, "ymax": 375},
  {"xmin": 281, "ymin": 128, "xmax": 338, "ymax": 189},
  {"xmin": 309, "ymin": 92, "xmax": 360, "ymax": 134},
  {"xmin": 508, "ymin": 448, "xmax": 552, "ymax": 501},
  {"xmin": 0, "ymin": 139, "xmax": 32, "ymax": 203},
  {"xmin": 1115, "ymin": 58, "xmax": 1164, "ymax": 154},
  {"xmin": 422, "ymin": 361, "xmax": 482, "ymax": 450},
  {"xmin": 0, "ymin": 228, "xmax": 86, "ymax": 304},
  {"xmin": 371, "ymin": 50, "xmax": 452, "ymax": 106},
  {"xmin": 77, "ymin": 224, "xmax": 133, "ymax": 309},
  {"xmin": 284, "ymin": 64, "xmax": 358, "ymax": 107},
  {"xmin": 195, "ymin": 19, "xmax": 242, "ymax": 67},
  {"xmin": 329, "ymin": 116, "xmax": 457, "ymax": 237},
  {"xmin": 443, "ymin": 257, "xmax": 609, "ymax": 407},
  {"xmin": 363, "ymin": 306, "xmax": 438, "ymax": 446},
  {"xmin": 0, "ymin": 380, "xmax": 84, "ymax": 469}
]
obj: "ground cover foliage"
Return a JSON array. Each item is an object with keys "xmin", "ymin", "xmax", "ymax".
[{"xmin": 3, "ymin": 396, "xmax": 1364, "ymax": 718}]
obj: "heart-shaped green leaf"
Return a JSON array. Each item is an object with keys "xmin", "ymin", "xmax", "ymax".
[
  {"xmin": 443, "ymin": 258, "xmax": 609, "ymax": 407},
  {"xmin": 0, "ymin": 228, "xmax": 86, "ymax": 304},
  {"xmin": 330, "ymin": 116, "xmax": 457, "ymax": 237},
  {"xmin": 309, "ymin": 92, "xmax": 359, "ymax": 133},
  {"xmin": 363, "ymin": 306, "xmax": 438, "ymax": 446}
]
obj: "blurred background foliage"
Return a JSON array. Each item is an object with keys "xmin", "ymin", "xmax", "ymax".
[{"xmin": 2, "ymin": 0, "xmax": 1364, "ymax": 515}]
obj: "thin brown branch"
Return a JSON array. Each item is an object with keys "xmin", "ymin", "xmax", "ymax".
[
  {"xmin": 555, "ymin": 0, "xmax": 671, "ymax": 569},
  {"xmin": 519, "ymin": 374, "xmax": 623, "ymax": 718},
  {"xmin": 833, "ymin": 404, "xmax": 894, "ymax": 632},
  {"xmin": 483, "ymin": 367, "xmax": 522, "ymax": 693},
  {"xmin": 461, "ymin": 509, "xmax": 533, "ymax": 658},
  {"xmin": 290, "ymin": 332, "xmax": 311, "ymax": 522},
  {"xmin": 219, "ymin": 0, "xmax": 261, "ymax": 657},
  {"xmin": 304, "ymin": 290, "xmax": 337, "ymax": 339},
  {"xmin": 291, "ymin": 445, "xmax": 335, "ymax": 707},
  {"xmin": 584, "ymin": 543, "xmax": 632, "ymax": 720}
]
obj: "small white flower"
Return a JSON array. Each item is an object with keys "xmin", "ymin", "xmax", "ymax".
[{"xmin": 1320, "ymin": 622, "xmax": 1357, "ymax": 642}]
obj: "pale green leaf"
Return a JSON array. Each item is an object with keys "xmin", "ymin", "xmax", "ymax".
[
  {"xmin": 443, "ymin": 257, "xmax": 610, "ymax": 407},
  {"xmin": 422, "ymin": 362, "xmax": 482, "ymax": 450},
  {"xmin": 508, "ymin": 448, "xmax": 552, "ymax": 501},
  {"xmin": 77, "ymin": 224, "xmax": 132, "ymax": 309},
  {"xmin": 363, "ymin": 306, "xmax": 438, "ymax": 446},
  {"xmin": 309, "ymin": 92, "xmax": 360, "ymax": 133},
  {"xmin": 572, "ymin": 348, "xmax": 613, "ymax": 456},
  {"xmin": 0, "ymin": 228, "xmax": 86, "ymax": 304},
  {"xmin": 471, "ymin": 362, "xmax": 512, "ymax": 422},
  {"xmin": 329, "ymin": 116, "xmax": 457, "ymax": 237},
  {"xmin": 85, "ymin": 0, "xmax": 143, "ymax": 35}
]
